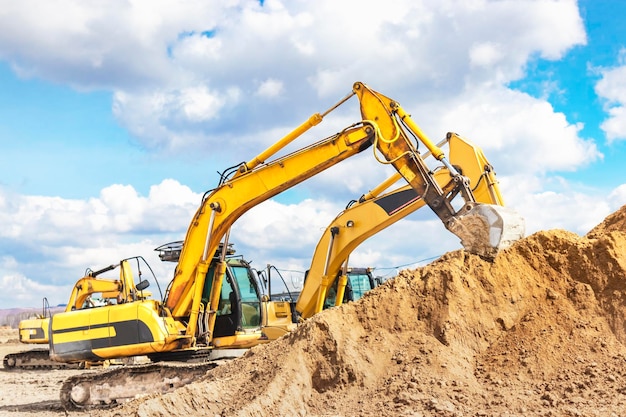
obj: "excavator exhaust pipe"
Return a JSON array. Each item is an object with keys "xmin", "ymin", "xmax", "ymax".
[{"xmin": 446, "ymin": 203, "xmax": 525, "ymax": 260}]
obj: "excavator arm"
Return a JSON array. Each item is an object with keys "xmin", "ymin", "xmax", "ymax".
[
  {"xmin": 353, "ymin": 82, "xmax": 523, "ymax": 258},
  {"xmin": 50, "ymin": 81, "xmax": 523, "ymax": 365},
  {"xmin": 65, "ymin": 259, "xmax": 152, "ymax": 310},
  {"xmin": 66, "ymin": 276, "xmax": 123, "ymax": 311},
  {"xmin": 296, "ymin": 132, "xmax": 515, "ymax": 319},
  {"xmin": 50, "ymin": 95, "xmax": 381, "ymax": 369},
  {"xmin": 165, "ymin": 123, "xmax": 375, "ymax": 336}
]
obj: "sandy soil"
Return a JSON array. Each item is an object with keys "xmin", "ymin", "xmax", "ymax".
[
  {"xmin": 5, "ymin": 205, "xmax": 626, "ymax": 416},
  {"xmin": 0, "ymin": 329, "xmax": 92, "ymax": 417}
]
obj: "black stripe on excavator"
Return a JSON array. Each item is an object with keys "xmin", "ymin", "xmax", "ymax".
[
  {"xmin": 51, "ymin": 340, "xmax": 102, "ymax": 362},
  {"xmin": 51, "ymin": 320, "xmax": 154, "ymax": 360},
  {"xmin": 52, "ymin": 324, "xmax": 91, "ymax": 334},
  {"xmin": 20, "ymin": 327, "xmax": 45, "ymax": 340},
  {"xmin": 373, "ymin": 188, "xmax": 421, "ymax": 216}
]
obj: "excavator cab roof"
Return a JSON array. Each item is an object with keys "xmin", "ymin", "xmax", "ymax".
[{"xmin": 155, "ymin": 241, "xmax": 236, "ymax": 263}]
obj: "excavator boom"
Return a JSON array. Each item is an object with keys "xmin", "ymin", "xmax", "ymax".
[
  {"xmin": 353, "ymin": 82, "xmax": 524, "ymax": 259},
  {"xmin": 164, "ymin": 124, "xmax": 375, "ymax": 338}
]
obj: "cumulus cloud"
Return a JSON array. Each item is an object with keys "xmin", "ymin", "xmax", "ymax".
[
  {"xmin": 0, "ymin": 0, "xmax": 586, "ymax": 152},
  {"xmin": 256, "ymin": 78, "xmax": 284, "ymax": 99},
  {"xmin": 432, "ymin": 85, "xmax": 602, "ymax": 175},
  {"xmin": 595, "ymin": 55, "xmax": 626, "ymax": 142},
  {"xmin": 1, "ymin": 0, "xmax": 624, "ymax": 309},
  {"xmin": 0, "ymin": 265, "xmax": 69, "ymax": 306},
  {"xmin": 112, "ymin": 86, "xmax": 242, "ymax": 151},
  {"xmin": 0, "ymin": 180, "xmax": 198, "ymax": 306},
  {"xmin": 0, "ymin": 0, "xmax": 229, "ymax": 89},
  {"xmin": 233, "ymin": 198, "xmax": 343, "ymax": 257},
  {"xmin": 609, "ymin": 184, "xmax": 626, "ymax": 207}
]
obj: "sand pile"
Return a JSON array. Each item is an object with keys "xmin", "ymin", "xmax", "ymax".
[{"xmin": 101, "ymin": 206, "xmax": 626, "ymax": 417}]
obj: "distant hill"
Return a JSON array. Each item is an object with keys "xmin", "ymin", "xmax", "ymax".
[{"xmin": 0, "ymin": 306, "xmax": 65, "ymax": 329}]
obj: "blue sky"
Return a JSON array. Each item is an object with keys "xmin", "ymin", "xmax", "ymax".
[
  {"xmin": 1, "ymin": 0, "xmax": 626, "ymax": 308},
  {"xmin": 508, "ymin": 0, "xmax": 626, "ymax": 189},
  {"xmin": 0, "ymin": 64, "xmax": 175, "ymax": 198}
]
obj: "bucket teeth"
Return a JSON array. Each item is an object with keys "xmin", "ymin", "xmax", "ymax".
[{"xmin": 446, "ymin": 203, "xmax": 525, "ymax": 260}]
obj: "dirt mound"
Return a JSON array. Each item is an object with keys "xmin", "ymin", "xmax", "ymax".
[
  {"xmin": 587, "ymin": 203, "xmax": 626, "ymax": 238},
  {"xmin": 100, "ymin": 207, "xmax": 626, "ymax": 416}
]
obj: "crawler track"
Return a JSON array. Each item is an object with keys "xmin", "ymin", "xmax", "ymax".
[
  {"xmin": 60, "ymin": 362, "xmax": 217, "ymax": 410},
  {"xmin": 2, "ymin": 349, "xmax": 83, "ymax": 370}
]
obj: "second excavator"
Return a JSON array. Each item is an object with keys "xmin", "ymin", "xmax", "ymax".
[
  {"xmin": 50, "ymin": 81, "xmax": 524, "ymax": 409},
  {"xmin": 3, "ymin": 297, "xmax": 60, "ymax": 370},
  {"xmin": 296, "ymin": 132, "xmax": 516, "ymax": 319},
  {"xmin": 3, "ymin": 259, "xmax": 152, "ymax": 370}
]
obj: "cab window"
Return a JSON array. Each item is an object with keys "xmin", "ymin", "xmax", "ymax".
[
  {"xmin": 349, "ymin": 273, "xmax": 373, "ymax": 301},
  {"xmin": 230, "ymin": 264, "xmax": 261, "ymax": 328}
]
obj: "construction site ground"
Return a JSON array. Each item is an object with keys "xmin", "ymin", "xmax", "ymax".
[{"xmin": 4, "ymin": 205, "xmax": 626, "ymax": 416}]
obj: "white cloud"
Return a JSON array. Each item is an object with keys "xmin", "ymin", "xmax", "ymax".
[
  {"xmin": 517, "ymin": 189, "xmax": 612, "ymax": 235},
  {"xmin": 0, "ymin": 180, "xmax": 198, "ymax": 305},
  {"xmin": 0, "ymin": 268, "xmax": 69, "ymax": 306},
  {"xmin": 601, "ymin": 106, "xmax": 626, "ymax": 143},
  {"xmin": 0, "ymin": 0, "xmax": 230, "ymax": 88},
  {"xmin": 0, "ymin": 0, "xmax": 586, "ymax": 151},
  {"xmin": 233, "ymin": 198, "xmax": 342, "ymax": 253},
  {"xmin": 431, "ymin": 85, "xmax": 602, "ymax": 175},
  {"xmin": 256, "ymin": 79, "xmax": 284, "ymax": 98},
  {"xmin": 469, "ymin": 42, "xmax": 504, "ymax": 68},
  {"xmin": 172, "ymin": 33, "xmax": 224, "ymax": 63},
  {"xmin": 596, "ymin": 62, "xmax": 626, "ymax": 142},
  {"xmin": 1, "ymin": 0, "xmax": 623, "ymax": 309},
  {"xmin": 609, "ymin": 184, "xmax": 626, "ymax": 207},
  {"xmin": 112, "ymin": 86, "xmax": 241, "ymax": 151},
  {"xmin": 147, "ymin": 179, "xmax": 198, "ymax": 207},
  {"xmin": 179, "ymin": 86, "xmax": 227, "ymax": 122}
]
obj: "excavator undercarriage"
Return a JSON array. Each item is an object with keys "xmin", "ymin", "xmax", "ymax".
[
  {"xmin": 60, "ymin": 362, "xmax": 217, "ymax": 410},
  {"xmin": 3, "ymin": 349, "xmax": 83, "ymax": 371}
]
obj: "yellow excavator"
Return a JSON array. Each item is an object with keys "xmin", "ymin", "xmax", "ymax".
[
  {"xmin": 3, "ymin": 259, "xmax": 151, "ymax": 370},
  {"xmin": 153, "ymin": 240, "xmax": 296, "ymax": 349},
  {"xmin": 17, "ymin": 297, "xmax": 52, "ymax": 345},
  {"xmin": 296, "ymin": 132, "xmax": 512, "ymax": 319},
  {"xmin": 4, "ymin": 298, "xmax": 62, "ymax": 370},
  {"xmin": 313, "ymin": 266, "xmax": 380, "ymax": 310},
  {"xmin": 50, "ymin": 81, "xmax": 524, "ymax": 409}
]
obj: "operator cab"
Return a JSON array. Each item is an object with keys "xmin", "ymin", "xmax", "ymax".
[
  {"xmin": 324, "ymin": 267, "xmax": 377, "ymax": 309},
  {"xmin": 157, "ymin": 241, "xmax": 263, "ymax": 339},
  {"xmin": 206, "ymin": 257, "xmax": 262, "ymax": 338}
]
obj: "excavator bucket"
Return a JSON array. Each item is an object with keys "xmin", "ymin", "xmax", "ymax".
[{"xmin": 446, "ymin": 203, "xmax": 525, "ymax": 260}]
